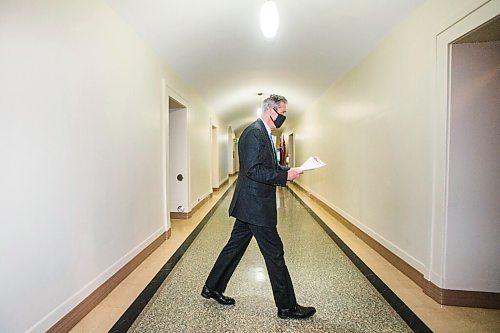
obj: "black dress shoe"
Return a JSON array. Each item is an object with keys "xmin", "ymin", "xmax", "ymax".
[
  {"xmin": 201, "ymin": 285, "xmax": 235, "ymax": 305},
  {"xmin": 278, "ymin": 304, "xmax": 316, "ymax": 319}
]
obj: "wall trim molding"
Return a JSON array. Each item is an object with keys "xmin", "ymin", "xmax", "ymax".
[
  {"xmin": 169, "ymin": 211, "xmax": 188, "ymax": 220},
  {"xmin": 290, "ymin": 182, "xmax": 500, "ymax": 309},
  {"xmin": 47, "ymin": 231, "xmax": 168, "ymax": 332},
  {"xmin": 213, "ymin": 178, "xmax": 229, "ymax": 192},
  {"xmin": 424, "ymin": 283, "xmax": 500, "ymax": 309},
  {"xmin": 170, "ymin": 193, "xmax": 212, "ymax": 219}
]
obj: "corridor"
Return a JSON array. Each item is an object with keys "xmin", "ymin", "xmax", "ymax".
[
  {"xmin": 103, "ymin": 184, "xmax": 426, "ymax": 332},
  {"xmin": 2, "ymin": 2, "xmax": 499, "ymax": 332}
]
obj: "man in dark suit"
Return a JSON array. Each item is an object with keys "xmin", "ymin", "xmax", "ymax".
[{"xmin": 201, "ymin": 94, "xmax": 316, "ymax": 320}]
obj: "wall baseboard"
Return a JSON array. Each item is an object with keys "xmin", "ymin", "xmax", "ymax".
[
  {"xmin": 290, "ymin": 182, "xmax": 500, "ymax": 309},
  {"xmin": 213, "ymin": 178, "xmax": 229, "ymax": 192},
  {"xmin": 424, "ymin": 282, "xmax": 500, "ymax": 309},
  {"xmin": 170, "ymin": 211, "xmax": 188, "ymax": 219},
  {"xmin": 170, "ymin": 193, "xmax": 212, "ymax": 219},
  {"xmin": 47, "ymin": 231, "xmax": 168, "ymax": 332}
]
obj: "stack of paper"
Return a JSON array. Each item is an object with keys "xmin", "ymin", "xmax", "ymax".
[{"xmin": 299, "ymin": 156, "xmax": 326, "ymax": 171}]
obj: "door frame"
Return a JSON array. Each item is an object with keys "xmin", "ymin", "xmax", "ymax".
[
  {"xmin": 162, "ymin": 80, "xmax": 190, "ymax": 225},
  {"xmin": 430, "ymin": 1, "xmax": 499, "ymax": 287}
]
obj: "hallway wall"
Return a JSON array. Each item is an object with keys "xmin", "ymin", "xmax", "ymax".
[
  {"xmin": 0, "ymin": 1, "xmax": 211, "ymax": 332},
  {"xmin": 227, "ymin": 127, "xmax": 236, "ymax": 176},
  {"xmin": 291, "ymin": 0, "xmax": 494, "ymax": 290},
  {"xmin": 186, "ymin": 97, "xmax": 212, "ymax": 210},
  {"xmin": 210, "ymin": 118, "xmax": 232, "ymax": 189},
  {"xmin": 217, "ymin": 127, "xmax": 229, "ymax": 186}
]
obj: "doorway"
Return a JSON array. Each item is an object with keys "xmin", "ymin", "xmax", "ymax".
[
  {"xmin": 432, "ymin": 8, "xmax": 500, "ymax": 303},
  {"xmin": 168, "ymin": 97, "xmax": 189, "ymax": 216},
  {"xmin": 445, "ymin": 16, "xmax": 500, "ymax": 292}
]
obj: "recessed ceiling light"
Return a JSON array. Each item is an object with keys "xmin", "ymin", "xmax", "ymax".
[{"xmin": 260, "ymin": 1, "xmax": 279, "ymax": 39}]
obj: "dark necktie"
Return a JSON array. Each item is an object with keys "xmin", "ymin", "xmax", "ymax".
[{"xmin": 269, "ymin": 133, "xmax": 277, "ymax": 165}]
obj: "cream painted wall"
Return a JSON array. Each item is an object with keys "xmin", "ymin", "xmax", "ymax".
[
  {"xmin": 0, "ymin": 1, "xmax": 211, "ymax": 332},
  {"xmin": 211, "ymin": 125, "xmax": 219, "ymax": 188},
  {"xmin": 291, "ymin": 0, "xmax": 496, "ymax": 290},
  {"xmin": 210, "ymin": 118, "xmax": 231, "ymax": 188},
  {"xmin": 218, "ymin": 127, "xmax": 229, "ymax": 186},
  {"xmin": 228, "ymin": 127, "xmax": 236, "ymax": 175},
  {"xmin": 446, "ymin": 41, "xmax": 500, "ymax": 292},
  {"xmin": 188, "ymin": 105, "xmax": 212, "ymax": 207}
]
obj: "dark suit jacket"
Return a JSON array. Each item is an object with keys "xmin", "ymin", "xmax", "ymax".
[{"xmin": 229, "ymin": 119, "xmax": 289, "ymax": 227}]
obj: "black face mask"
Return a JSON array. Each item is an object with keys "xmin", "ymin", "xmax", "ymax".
[{"xmin": 271, "ymin": 107, "xmax": 286, "ymax": 128}]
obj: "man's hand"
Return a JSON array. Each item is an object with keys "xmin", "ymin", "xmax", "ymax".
[{"xmin": 287, "ymin": 168, "xmax": 303, "ymax": 181}]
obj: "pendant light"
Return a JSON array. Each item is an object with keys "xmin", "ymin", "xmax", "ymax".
[{"xmin": 260, "ymin": 1, "xmax": 279, "ymax": 38}]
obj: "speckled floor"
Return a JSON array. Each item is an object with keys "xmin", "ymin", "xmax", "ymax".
[{"xmin": 128, "ymin": 187, "xmax": 414, "ymax": 333}]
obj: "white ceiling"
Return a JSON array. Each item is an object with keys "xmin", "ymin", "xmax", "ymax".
[{"xmin": 104, "ymin": 0, "xmax": 425, "ymax": 131}]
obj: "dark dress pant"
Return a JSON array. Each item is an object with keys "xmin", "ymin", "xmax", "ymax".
[{"xmin": 205, "ymin": 219, "xmax": 297, "ymax": 309}]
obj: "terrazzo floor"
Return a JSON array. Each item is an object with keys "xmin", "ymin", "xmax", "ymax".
[{"xmin": 126, "ymin": 187, "xmax": 419, "ymax": 333}]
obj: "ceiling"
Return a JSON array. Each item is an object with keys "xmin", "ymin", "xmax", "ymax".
[{"xmin": 104, "ymin": 0, "xmax": 425, "ymax": 132}]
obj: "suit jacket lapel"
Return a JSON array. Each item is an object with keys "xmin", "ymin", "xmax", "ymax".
[{"xmin": 257, "ymin": 119, "xmax": 277, "ymax": 165}]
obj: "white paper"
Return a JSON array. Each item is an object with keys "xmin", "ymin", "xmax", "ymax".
[{"xmin": 299, "ymin": 156, "xmax": 326, "ymax": 171}]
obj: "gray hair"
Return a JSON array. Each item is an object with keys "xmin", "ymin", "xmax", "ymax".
[{"xmin": 262, "ymin": 94, "xmax": 287, "ymax": 113}]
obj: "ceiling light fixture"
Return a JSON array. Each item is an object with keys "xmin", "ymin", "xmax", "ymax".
[{"xmin": 260, "ymin": 0, "xmax": 279, "ymax": 38}]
